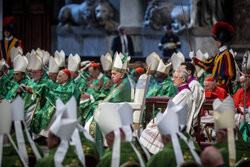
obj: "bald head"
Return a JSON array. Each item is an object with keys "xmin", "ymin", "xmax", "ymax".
[{"xmin": 201, "ymin": 146, "xmax": 224, "ymax": 167}]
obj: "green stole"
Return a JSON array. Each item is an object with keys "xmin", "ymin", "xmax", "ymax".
[{"xmin": 5, "ymin": 77, "xmax": 29, "ymax": 100}]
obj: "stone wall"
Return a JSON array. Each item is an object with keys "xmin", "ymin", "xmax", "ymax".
[
  {"xmin": 55, "ymin": 0, "xmax": 250, "ymax": 60},
  {"xmin": 231, "ymin": 0, "xmax": 250, "ymax": 58}
]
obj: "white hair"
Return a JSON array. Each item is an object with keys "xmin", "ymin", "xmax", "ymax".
[{"xmin": 175, "ymin": 68, "xmax": 188, "ymax": 82}]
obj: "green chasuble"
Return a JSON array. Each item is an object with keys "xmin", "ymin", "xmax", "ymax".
[
  {"xmin": 35, "ymin": 146, "xmax": 83, "ymax": 167},
  {"xmin": 91, "ymin": 77, "xmax": 131, "ymax": 156},
  {"xmin": 2, "ymin": 144, "xmax": 24, "ymax": 167},
  {"xmin": 30, "ymin": 79, "xmax": 80, "ymax": 134},
  {"xmin": 74, "ymin": 75, "xmax": 87, "ymax": 94},
  {"xmin": 155, "ymin": 76, "xmax": 178, "ymax": 97},
  {"xmin": 89, "ymin": 76, "xmax": 131, "ymax": 125},
  {"xmin": 79, "ymin": 133, "xmax": 99, "ymax": 166},
  {"xmin": 5, "ymin": 77, "xmax": 29, "ymax": 100},
  {"xmin": 80, "ymin": 70, "xmax": 91, "ymax": 79},
  {"xmin": 142, "ymin": 76, "xmax": 177, "ymax": 124},
  {"xmin": 146, "ymin": 75, "xmax": 158, "ymax": 97},
  {"xmin": 22, "ymin": 74, "xmax": 55, "ymax": 113},
  {"xmin": 78, "ymin": 73, "xmax": 113, "ymax": 124},
  {"xmin": 240, "ymin": 122, "xmax": 250, "ymax": 146},
  {"xmin": 97, "ymin": 142, "xmax": 147, "ymax": 167},
  {"xmin": 213, "ymin": 140, "xmax": 250, "ymax": 166},
  {"xmin": 86, "ymin": 73, "xmax": 113, "ymax": 101},
  {"xmin": 11, "ymin": 132, "xmax": 44, "ymax": 166},
  {"xmin": 0, "ymin": 73, "xmax": 15, "ymax": 99},
  {"xmin": 147, "ymin": 139, "xmax": 196, "ymax": 167}
]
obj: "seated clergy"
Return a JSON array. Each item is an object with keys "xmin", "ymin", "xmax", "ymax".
[
  {"xmin": 0, "ymin": 59, "xmax": 15, "ymax": 99},
  {"xmin": 133, "ymin": 67, "xmax": 145, "ymax": 83},
  {"xmin": 212, "ymin": 96, "xmax": 250, "ymax": 166},
  {"xmin": 233, "ymin": 75, "xmax": 250, "ymax": 129},
  {"xmin": 201, "ymin": 77, "xmax": 228, "ymax": 124},
  {"xmin": 180, "ymin": 62, "xmax": 205, "ymax": 129},
  {"xmin": 68, "ymin": 53, "xmax": 87, "ymax": 95},
  {"xmin": 35, "ymin": 115, "xmax": 83, "ymax": 167},
  {"xmin": 86, "ymin": 52, "xmax": 132, "ymax": 155},
  {"xmin": 147, "ymin": 103, "xmax": 201, "ymax": 167},
  {"xmin": 204, "ymin": 77, "xmax": 228, "ymax": 100},
  {"xmin": 78, "ymin": 62, "xmax": 113, "ymax": 124},
  {"xmin": 95, "ymin": 103, "xmax": 148, "ymax": 167},
  {"xmin": 5, "ymin": 55, "xmax": 28, "ymax": 101},
  {"xmin": 233, "ymin": 75, "xmax": 250, "ymax": 114},
  {"xmin": 48, "ymin": 56, "xmax": 59, "ymax": 83},
  {"xmin": 100, "ymin": 52, "xmax": 113, "ymax": 78},
  {"xmin": 153, "ymin": 59, "xmax": 177, "ymax": 97},
  {"xmin": 140, "ymin": 69, "xmax": 194, "ymax": 154},
  {"xmin": 21, "ymin": 52, "xmax": 56, "ymax": 128},
  {"xmin": 30, "ymin": 69, "xmax": 80, "ymax": 137},
  {"xmin": 145, "ymin": 52, "xmax": 161, "ymax": 98}
]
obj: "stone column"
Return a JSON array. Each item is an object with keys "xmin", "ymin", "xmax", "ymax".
[
  {"xmin": 0, "ymin": 0, "xmax": 3, "ymax": 40},
  {"xmin": 120, "ymin": 0, "xmax": 143, "ymax": 27}
]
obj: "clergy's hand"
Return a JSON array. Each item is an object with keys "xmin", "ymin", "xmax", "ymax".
[
  {"xmin": 17, "ymin": 87, "xmax": 23, "ymax": 93},
  {"xmin": 25, "ymin": 86, "xmax": 33, "ymax": 93},
  {"xmin": 150, "ymin": 124, "xmax": 157, "ymax": 128},
  {"xmin": 81, "ymin": 93, "xmax": 90, "ymax": 100}
]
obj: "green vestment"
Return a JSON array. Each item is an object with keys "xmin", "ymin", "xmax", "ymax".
[
  {"xmin": 146, "ymin": 75, "xmax": 158, "ymax": 97},
  {"xmin": 5, "ymin": 77, "xmax": 29, "ymax": 100},
  {"xmin": 97, "ymin": 142, "xmax": 147, "ymax": 167},
  {"xmin": 2, "ymin": 144, "xmax": 24, "ymax": 167},
  {"xmin": 213, "ymin": 140, "xmax": 250, "ymax": 166},
  {"xmin": 35, "ymin": 146, "xmax": 83, "ymax": 167},
  {"xmin": 91, "ymin": 77, "xmax": 132, "ymax": 156},
  {"xmin": 75, "ymin": 75, "xmax": 87, "ymax": 94},
  {"xmin": 155, "ymin": 76, "xmax": 178, "ymax": 97},
  {"xmin": 30, "ymin": 79, "xmax": 80, "ymax": 134},
  {"xmin": 0, "ymin": 73, "xmax": 15, "ymax": 99},
  {"xmin": 147, "ymin": 139, "xmax": 197, "ymax": 167},
  {"xmin": 79, "ymin": 133, "xmax": 99, "ymax": 166},
  {"xmin": 78, "ymin": 73, "xmax": 113, "ymax": 125},
  {"xmin": 11, "ymin": 132, "xmax": 44, "ymax": 166}
]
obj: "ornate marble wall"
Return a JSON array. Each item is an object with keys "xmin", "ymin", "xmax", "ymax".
[{"xmin": 55, "ymin": 0, "xmax": 249, "ymax": 59}]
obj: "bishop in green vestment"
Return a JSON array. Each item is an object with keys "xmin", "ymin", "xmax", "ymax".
[
  {"xmin": 91, "ymin": 53, "xmax": 132, "ymax": 156},
  {"xmin": 213, "ymin": 130, "xmax": 250, "ymax": 166},
  {"xmin": 30, "ymin": 69, "xmax": 80, "ymax": 135},
  {"xmin": 5, "ymin": 72, "xmax": 28, "ymax": 101},
  {"xmin": 78, "ymin": 63, "xmax": 113, "ymax": 124},
  {"xmin": 35, "ymin": 130, "xmax": 83, "ymax": 167},
  {"xmin": 0, "ymin": 59, "xmax": 18, "ymax": 99},
  {"xmin": 147, "ymin": 138, "xmax": 197, "ymax": 167},
  {"xmin": 2, "ymin": 141, "xmax": 24, "ymax": 167}
]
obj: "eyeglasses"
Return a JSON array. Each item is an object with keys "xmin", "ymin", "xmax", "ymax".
[{"xmin": 172, "ymin": 76, "xmax": 183, "ymax": 79}]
